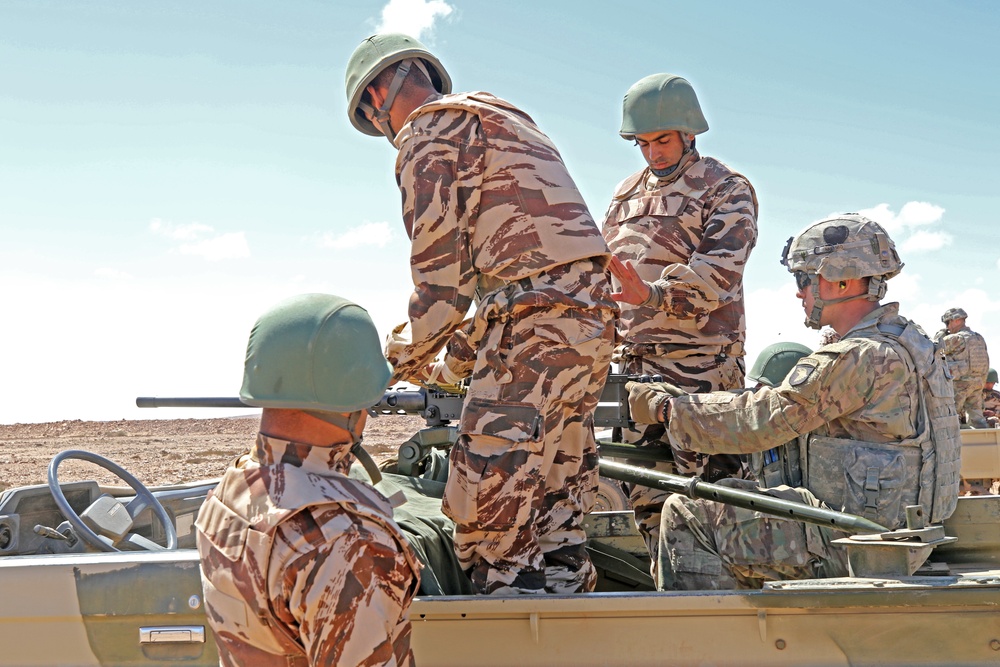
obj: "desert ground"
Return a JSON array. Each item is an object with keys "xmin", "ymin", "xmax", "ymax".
[{"xmin": 0, "ymin": 413, "xmax": 426, "ymax": 491}]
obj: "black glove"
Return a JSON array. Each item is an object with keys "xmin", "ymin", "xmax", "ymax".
[{"xmin": 626, "ymin": 381, "xmax": 686, "ymax": 425}]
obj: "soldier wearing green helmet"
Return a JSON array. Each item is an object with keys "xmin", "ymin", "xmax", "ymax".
[
  {"xmin": 625, "ymin": 215, "xmax": 960, "ymax": 591},
  {"xmin": 195, "ymin": 294, "xmax": 420, "ymax": 666},
  {"xmin": 934, "ymin": 307, "xmax": 990, "ymax": 428},
  {"xmin": 602, "ymin": 73, "xmax": 759, "ymax": 561},
  {"xmin": 346, "ymin": 34, "xmax": 617, "ymax": 596}
]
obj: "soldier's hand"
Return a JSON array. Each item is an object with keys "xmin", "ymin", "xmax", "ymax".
[
  {"xmin": 627, "ymin": 381, "xmax": 686, "ymax": 424},
  {"xmin": 609, "ymin": 257, "xmax": 654, "ymax": 305}
]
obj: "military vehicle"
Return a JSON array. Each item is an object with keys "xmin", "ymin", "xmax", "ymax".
[{"xmin": 1, "ymin": 384, "xmax": 999, "ymax": 666}]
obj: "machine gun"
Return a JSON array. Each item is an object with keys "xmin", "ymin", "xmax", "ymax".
[{"xmin": 137, "ymin": 372, "xmax": 659, "ymax": 504}]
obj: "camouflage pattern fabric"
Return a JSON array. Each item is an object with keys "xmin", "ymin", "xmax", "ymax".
[
  {"xmin": 618, "ymin": 353, "xmax": 747, "ymax": 564},
  {"xmin": 935, "ymin": 325, "xmax": 990, "ymax": 427},
  {"xmin": 387, "ymin": 91, "xmax": 617, "ymax": 594},
  {"xmin": 982, "ymin": 387, "xmax": 1000, "ymax": 428},
  {"xmin": 656, "ymin": 485, "xmax": 848, "ymax": 590},
  {"xmin": 386, "ymin": 91, "xmax": 613, "ymax": 385},
  {"xmin": 601, "ymin": 150, "xmax": 757, "ymax": 557},
  {"xmin": 660, "ymin": 303, "xmax": 946, "ymax": 589},
  {"xmin": 195, "ymin": 435, "xmax": 420, "ymax": 666}
]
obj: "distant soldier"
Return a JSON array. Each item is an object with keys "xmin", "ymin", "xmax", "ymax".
[
  {"xmin": 935, "ymin": 307, "xmax": 990, "ymax": 428},
  {"xmin": 983, "ymin": 368, "xmax": 1000, "ymax": 424},
  {"xmin": 603, "ymin": 73, "xmax": 758, "ymax": 558},
  {"xmin": 346, "ymin": 34, "xmax": 616, "ymax": 595},
  {"xmin": 195, "ymin": 294, "xmax": 420, "ymax": 666},
  {"xmin": 628, "ymin": 215, "xmax": 961, "ymax": 590}
]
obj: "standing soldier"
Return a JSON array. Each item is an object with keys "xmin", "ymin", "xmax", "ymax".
[
  {"xmin": 603, "ymin": 73, "xmax": 758, "ymax": 558},
  {"xmin": 935, "ymin": 307, "xmax": 990, "ymax": 428},
  {"xmin": 345, "ymin": 34, "xmax": 616, "ymax": 595},
  {"xmin": 627, "ymin": 215, "xmax": 961, "ymax": 590},
  {"xmin": 195, "ymin": 294, "xmax": 420, "ymax": 666}
]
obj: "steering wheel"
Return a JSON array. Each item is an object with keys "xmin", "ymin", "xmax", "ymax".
[{"xmin": 47, "ymin": 450, "xmax": 178, "ymax": 552}]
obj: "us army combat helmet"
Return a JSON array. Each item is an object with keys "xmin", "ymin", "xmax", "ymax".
[
  {"xmin": 988, "ymin": 368, "xmax": 998, "ymax": 384},
  {"xmin": 781, "ymin": 214, "xmax": 903, "ymax": 329},
  {"xmin": 619, "ymin": 74, "xmax": 709, "ymax": 139},
  {"xmin": 942, "ymin": 307, "xmax": 968, "ymax": 323},
  {"xmin": 240, "ymin": 293, "xmax": 392, "ymax": 414},
  {"xmin": 346, "ymin": 33, "xmax": 452, "ymax": 140},
  {"xmin": 747, "ymin": 342, "xmax": 813, "ymax": 388}
]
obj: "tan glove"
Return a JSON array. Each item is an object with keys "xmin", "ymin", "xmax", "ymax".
[
  {"xmin": 420, "ymin": 359, "xmax": 467, "ymax": 395},
  {"xmin": 384, "ymin": 322, "xmax": 412, "ymax": 366},
  {"xmin": 626, "ymin": 381, "xmax": 686, "ymax": 424}
]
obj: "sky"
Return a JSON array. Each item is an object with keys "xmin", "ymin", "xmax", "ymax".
[{"xmin": 2, "ymin": 0, "xmax": 999, "ymax": 425}]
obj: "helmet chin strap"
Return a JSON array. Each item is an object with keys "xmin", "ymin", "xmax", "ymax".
[
  {"xmin": 650, "ymin": 134, "xmax": 695, "ymax": 178},
  {"xmin": 357, "ymin": 59, "xmax": 424, "ymax": 145},
  {"xmin": 804, "ymin": 278, "xmax": 886, "ymax": 330},
  {"xmin": 304, "ymin": 409, "xmax": 382, "ymax": 483}
]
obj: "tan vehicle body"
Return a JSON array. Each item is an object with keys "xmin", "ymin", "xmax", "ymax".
[{"xmin": 1, "ymin": 430, "xmax": 999, "ymax": 666}]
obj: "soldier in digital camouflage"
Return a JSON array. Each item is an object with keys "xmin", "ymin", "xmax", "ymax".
[
  {"xmin": 602, "ymin": 73, "xmax": 758, "ymax": 560},
  {"xmin": 627, "ymin": 215, "xmax": 961, "ymax": 590},
  {"xmin": 346, "ymin": 34, "xmax": 616, "ymax": 595},
  {"xmin": 934, "ymin": 307, "xmax": 990, "ymax": 428},
  {"xmin": 195, "ymin": 294, "xmax": 420, "ymax": 666},
  {"xmin": 963, "ymin": 368, "xmax": 1000, "ymax": 494}
]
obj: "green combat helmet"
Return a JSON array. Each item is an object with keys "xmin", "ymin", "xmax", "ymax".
[
  {"xmin": 942, "ymin": 307, "xmax": 968, "ymax": 323},
  {"xmin": 240, "ymin": 293, "xmax": 392, "ymax": 414},
  {"xmin": 346, "ymin": 33, "xmax": 452, "ymax": 141},
  {"xmin": 781, "ymin": 214, "xmax": 903, "ymax": 329},
  {"xmin": 619, "ymin": 73, "xmax": 709, "ymax": 140},
  {"xmin": 747, "ymin": 342, "xmax": 813, "ymax": 388}
]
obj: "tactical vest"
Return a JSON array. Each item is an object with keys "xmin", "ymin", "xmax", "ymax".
[
  {"xmin": 965, "ymin": 330, "xmax": 990, "ymax": 383},
  {"xmin": 402, "ymin": 92, "xmax": 611, "ymax": 283},
  {"xmin": 196, "ymin": 462, "xmax": 419, "ymax": 660},
  {"xmin": 758, "ymin": 319, "xmax": 961, "ymax": 528},
  {"xmin": 603, "ymin": 155, "xmax": 757, "ymax": 348}
]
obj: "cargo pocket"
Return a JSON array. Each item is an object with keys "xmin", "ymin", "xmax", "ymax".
[
  {"xmin": 843, "ymin": 447, "xmax": 909, "ymax": 526},
  {"xmin": 443, "ymin": 399, "xmax": 544, "ymax": 530}
]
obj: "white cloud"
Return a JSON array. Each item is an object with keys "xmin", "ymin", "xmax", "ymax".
[
  {"xmin": 150, "ymin": 218, "xmax": 250, "ymax": 261},
  {"xmin": 149, "ymin": 218, "xmax": 214, "ymax": 241},
  {"xmin": 857, "ymin": 201, "xmax": 944, "ymax": 234},
  {"xmin": 375, "ymin": 0, "xmax": 454, "ymax": 40},
  {"xmin": 901, "ymin": 230, "xmax": 953, "ymax": 254},
  {"xmin": 179, "ymin": 232, "xmax": 251, "ymax": 261},
  {"xmin": 94, "ymin": 267, "xmax": 133, "ymax": 280},
  {"xmin": 321, "ymin": 221, "xmax": 394, "ymax": 250}
]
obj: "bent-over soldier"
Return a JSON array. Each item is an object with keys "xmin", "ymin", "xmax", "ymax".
[
  {"xmin": 346, "ymin": 34, "xmax": 616, "ymax": 595},
  {"xmin": 196, "ymin": 294, "xmax": 420, "ymax": 666}
]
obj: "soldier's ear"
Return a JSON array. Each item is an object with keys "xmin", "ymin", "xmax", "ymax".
[{"xmin": 839, "ymin": 281, "xmax": 847, "ymax": 290}]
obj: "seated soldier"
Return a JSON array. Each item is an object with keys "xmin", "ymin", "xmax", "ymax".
[
  {"xmin": 195, "ymin": 294, "xmax": 420, "ymax": 666},
  {"xmin": 627, "ymin": 215, "xmax": 961, "ymax": 590}
]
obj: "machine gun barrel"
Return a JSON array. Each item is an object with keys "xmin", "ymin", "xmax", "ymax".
[
  {"xmin": 599, "ymin": 459, "xmax": 889, "ymax": 535},
  {"xmin": 136, "ymin": 397, "xmax": 251, "ymax": 408}
]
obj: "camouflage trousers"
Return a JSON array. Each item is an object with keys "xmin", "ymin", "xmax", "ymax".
[
  {"xmin": 619, "ymin": 352, "xmax": 748, "ymax": 567},
  {"xmin": 656, "ymin": 485, "xmax": 849, "ymax": 591},
  {"xmin": 443, "ymin": 306, "xmax": 615, "ymax": 595},
  {"xmin": 955, "ymin": 381, "xmax": 989, "ymax": 428}
]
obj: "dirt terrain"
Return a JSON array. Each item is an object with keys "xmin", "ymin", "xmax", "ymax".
[{"xmin": 0, "ymin": 414, "xmax": 426, "ymax": 491}]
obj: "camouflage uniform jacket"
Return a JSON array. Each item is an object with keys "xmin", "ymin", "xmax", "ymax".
[
  {"xmin": 602, "ymin": 151, "xmax": 758, "ymax": 352},
  {"xmin": 388, "ymin": 91, "xmax": 614, "ymax": 383},
  {"xmin": 667, "ymin": 303, "xmax": 959, "ymax": 527},
  {"xmin": 195, "ymin": 434, "xmax": 420, "ymax": 666},
  {"xmin": 935, "ymin": 325, "xmax": 989, "ymax": 384}
]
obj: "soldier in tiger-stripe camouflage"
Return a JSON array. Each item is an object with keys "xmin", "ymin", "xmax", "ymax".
[
  {"xmin": 196, "ymin": 295, "xmax": 419, "ymax": 666},
  {"xmin": 347, "ymin": 34, "xmax": 616, "ymax": 595},
  {"xmin": 604, "ymin": 74, "xmax": 758, "ymax": 560}
]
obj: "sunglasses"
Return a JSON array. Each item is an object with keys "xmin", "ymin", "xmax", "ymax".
[{"xmin": 794, "ymin": 271, "xmax": 813, "ymax": 290}]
